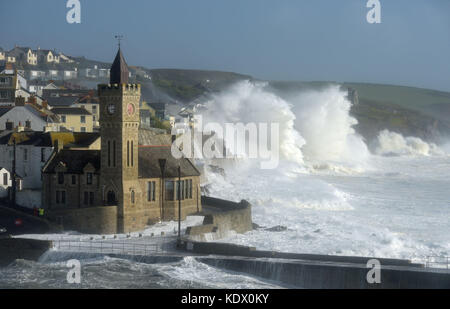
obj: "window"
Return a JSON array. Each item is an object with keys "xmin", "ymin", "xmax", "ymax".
[
  {"xmin": 127, "ymin": 141, "xmax": 130, "ymax": 167},
  {"xmin": 3, "ymin": 173, "xmax": 8, "ymax": 186},
  {"xmin": 80, "ymin": 116, "xmax": 86, "ymax": 123},
  {"xmin": 165, "ymin": 181, "xmax": 174, "ymax": 201},
  {"xmin": 56, "ymin": 191, "xmax": 66, "ymax": 204},
  {"xmin": 107, "ymin": 141, "xmax": 111, "ymax": 167},
  {"xmin": 61, "ymin": 115, "xmax": 66, "ymax": 123},
  {"xmin": 189, "ymin": 179, "xmax": 193, "ymax": 199},
  {"xmin": 131, "ymin": 141, "xmax": 134, "ymax": 166},
  {"xmin": 176, "ymin": 180, "xmax": 185, "ymax": 200},
  {"xmin": 58, "ymin": 172, "xmax": 64, "ymax": 184},
  {"xmin": 93, "ymin": 116, "xmax": 96, "ymax": 122},
  {"xmin": 86, "ymin": 173, "xmax": 93, "ymax": 185},
  {"xmin": 23, "ymin": 149, "xmax": 28, "ymax": 161},
  {"xmin": 41, "ymin": 148, "xmax": 46, "ymax": 162},
  {"xmin": 184, "ymin": 180, "xmax": 189, "ymax": 199},
  {"xmin": 131, "ymin": 190, "xmax": 135, "ymax": 204},
  {"xmin": 147, "ymin": 181, "xmax": 155, "ymax": 202},
  {"xmin": 71, "ymin": 175, "xmax": 76, "ymax": 185},
  {"xmin": 85, "ymin": 191, "xmax": 94, "ymax": 205},
  {"xmin": 84, "ymin": 192, "xmax": 89, "ymax": 205},
  {"xmin": 113, "ymin": 141, "xmax": 116, "ymax": 167},
  {"xmin": 81, "ymin": 127, "xmax": 86, "ymax": 132},
  {"xmin": 92, "ymin": 105, "xmax": 97, "ymax": 112}
]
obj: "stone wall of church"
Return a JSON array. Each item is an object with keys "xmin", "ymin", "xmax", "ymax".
[
  {"xmin": 47, "ymin": 205, "xmax": 118, "ymax": 234},
  {"xmin": 118, "ymin": 176, "xmax": 202, "ymax": 233},
  {"xmin": 42, "ymin": 172, "xmax": 101, "ymax": 210},
  {"xmin": 160, "ymin": 176, "xmax": 202, "ymax": 221}
]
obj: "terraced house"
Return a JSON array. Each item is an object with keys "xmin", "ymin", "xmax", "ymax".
[
  {"xmin": 42, "ymin": 48, "xmax": 202, "ymax": 234},
  {"xmin": 51, "ymin": 107, "xmax": 93, "ymax": 132}
]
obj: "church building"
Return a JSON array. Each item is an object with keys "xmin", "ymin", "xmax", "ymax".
[{"xmin": 42, "ymin": 48, "xmax": 202, "ymax": 234}]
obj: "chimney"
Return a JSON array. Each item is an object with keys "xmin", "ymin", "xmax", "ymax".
[
  {"xmin": 43, "ymin": 125, "xmax": 53, "ymax": 132},
  {"xmin": 15, "ymin": 96, "xmax": 25, "ymax": 106},
  {"xmin": 54, "ymin": 139, "xmax": 64, "ymax": 152},
  {"xmin": 17, "ymin": 122, "xmax": 25, "ymax": 132}
]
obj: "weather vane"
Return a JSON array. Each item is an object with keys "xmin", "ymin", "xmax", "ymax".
[{"xmin": 115, "ymin": 35, "xmax": 124, "ymax": 48}]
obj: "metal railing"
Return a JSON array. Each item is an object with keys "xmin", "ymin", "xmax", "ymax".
[
  {"xmin": 51, "ymin": 238, "xmax": 177, "ymax": 256},
  {"xmin": 425, "ymin": 256, "xmax": 449, "ymax": 269}
]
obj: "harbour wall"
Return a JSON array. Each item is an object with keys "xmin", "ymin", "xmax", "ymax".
[
  {"xmin": 0, "ymin": 238, "xmax": 53, "ymax": 267},
  {"xmin": 185, "ymin": 196, "xmax": 252, "ymax": 241}
]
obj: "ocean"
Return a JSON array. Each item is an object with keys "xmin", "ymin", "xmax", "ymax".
[{"xmin": 1, "ymin": 81, "xmax": 448, "ymax": 288}]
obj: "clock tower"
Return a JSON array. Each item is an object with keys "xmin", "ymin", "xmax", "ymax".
[{"xmin": 98, "ymin": 47, "xmax": 141, "ymax": 233}]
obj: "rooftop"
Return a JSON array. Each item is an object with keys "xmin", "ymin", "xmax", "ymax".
[
  {"xmin": 110, "ymin": 48, "xmax": 129, "ymax": 84},
  {"xmin": 43, "ymin": 149, "xmax": 101, "ymax": 174},
  {"xmin": 51, "ymin": 107, "xmax": 92, "ymax": 115}
]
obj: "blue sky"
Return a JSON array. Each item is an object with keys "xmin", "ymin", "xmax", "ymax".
[{"xmin": 1, "ymin": 0, "xmax": 449, "ymax": 91}]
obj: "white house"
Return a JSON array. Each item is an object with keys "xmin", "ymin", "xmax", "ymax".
[
  {"xmin": 36, "ymin": 49, "xmax": 60, "ymax": 64},
  {"xmin": 0, "ymin": 105, "xmax": 60, "ymax": 132},
  {"xmin": 28, "ymin": 70, "xmax": 46, "ymax": 80},
  {"xmin": 63, "ymin": 69, "xmax": 78, "ymax": 80},
  {"xmin": 0, "ymin": 131, "xmax": 100, "ymax": 208},
  {"xmin": 0, "ymin": 167, "xmax": 12, "ymax": 198},
  {"xmin": 47, "ymin": 69, "xmax": 61, "ymax": 80}
]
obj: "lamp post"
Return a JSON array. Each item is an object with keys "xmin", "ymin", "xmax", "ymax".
[
  {"xmin": 11, "ymin": 137, "xmax": 16, "ymax": 208},
  {"xmin": 158, "ymin": 159, "xmax": 166, "ymax": 222},
  {"xmin": 178, "ymin": 165, "xmax": 181, "ymax": 242}
]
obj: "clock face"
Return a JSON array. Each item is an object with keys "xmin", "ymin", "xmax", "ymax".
[
  {"xmin": 107, "ymin": 104, "xmax": 115, "ymax": 115},
  {"xmin": 127, "ymin": 103, "xmax": 135, "ymax": 116}
]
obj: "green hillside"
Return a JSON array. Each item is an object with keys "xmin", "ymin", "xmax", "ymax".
[{"xmin": 269, "ymin": 81, "xmax": 450, "ymax": 143}]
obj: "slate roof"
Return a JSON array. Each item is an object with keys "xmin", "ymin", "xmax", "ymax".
[
  {"xmin": 0, "ymin": 131, "xmax": 100, "ymax": 147},
  {"xmin": 42, "ymin": 144, "xmax": 200, "ymax": 178},
  {"xmin": 46, "ymin": 96, "xmax": 80, "ymax": 107},
  {"xmin": 43, "ymin": 149, "xmax": 101, "ymax": 174},
  {"xmin": 42, "ymin": 89, "xmax": 90, "ymax": 101},
  {"xmin": 138, "ymin": 145, "xmax": 201, "ymax": 178},
  {"xmin": 0, "ymin": 107, "xmax": 12, "ymax": 117},
  {"xmin": 51, "ymin": 107, "xmax": 91, "ymax": 115},
  {"xmin": 110, "ymin": 48, "xmax": 129, "ymax": 84}
]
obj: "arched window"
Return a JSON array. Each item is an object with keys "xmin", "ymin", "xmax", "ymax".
[
  {"xmin": 131, "ymin": 141, "xmax": 134, "ymax": 166},
  {"xmin": 106, "ymin": 190, "xmax": 116, "ymax": 205},
  {"xmin": 127, "ymin": 141, "xmax": 130, "ymax": 167}
]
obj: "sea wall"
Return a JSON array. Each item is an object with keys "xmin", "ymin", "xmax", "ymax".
[
  {"xmin": 185, "ymin": 196, "xmax": 252, "ymax": 240},
  {"xmin": 198, "ymin": 256, "xmax": 450, "ymax": 289},
  {"xmin": 182, "ymin": 241, "xmax": 422, "ymax": 267},
  {"xmin": 0, "ymin": 238, "xmax": 52, "ymax": 267}
]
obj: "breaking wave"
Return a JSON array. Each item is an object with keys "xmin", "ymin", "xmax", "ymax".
[
  {"xmin": 374, "ymin": 130, "xmax": 444, "ymax": 156},
  {"xmin": 201, "ymin": 81, "xmax": 368, "ymax": 172}
]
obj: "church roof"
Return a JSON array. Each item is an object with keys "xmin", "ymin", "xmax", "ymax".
[
  {"xmin": 42, "ymin": 145, "xmax": 200, "ymax": 178},
  {"xmin": 43, "ymin": 149, "xmax": 101, "ymax": 174},
  {"xmin": 109, "ymin": 48, "xmax": 129, "ymax": 84},
  {"xmin": 138, "ymin": 145, "xmax": 201, "ymax": 178}
]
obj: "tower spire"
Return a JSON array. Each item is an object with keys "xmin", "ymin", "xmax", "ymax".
[{"xmin": 110, "ymin": 38, "xmax": 129, "ymax": 84}]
